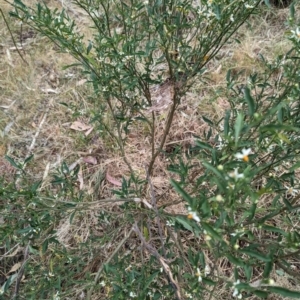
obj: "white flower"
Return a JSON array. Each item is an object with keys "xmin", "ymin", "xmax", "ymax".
[
  {"xmin": 233, "ymin": 280, "xmax": 242, "ymax": 298},
  {"xmin": 244, "ymin": 4, "xmax": 254, "ymax": 9},
  {"xmin": 235, "ymin": 148, "xmax": 251, "ymax": 162},
  {"xmin": 216, "ymin": 135, "xmax": 225, "ymax": 150},
  {"xmin": 129, "ymin": 291, "xmax": 137, "ymax": 298},
  {"xmin": 204, "ymin": 265, "xmax": 211, "ymax": 276},
  {"xmin": 187, "ymin": 207, "xmax": 200, "ymax": 222},
  {"xmin": 290, "ymin": 28, "xmax": 300, "ymax": 41},
  {"xmin": 230, "ymin": 14, "xmax": 234, "ymax": 22},
  {"xmin": 185, "ymin": 292, "xmax": 193, "ymax": 299},
  {"xmin": 196, "ymin": 268, "xmax": 202, "ymax": 282},
  {"xmin": 229, "ymin": 168, "xmax": 244, "ymax": 181},
  {"xmin": 230, "ymin": 227, "xmax": 245, "ymax": 237},
  {"xmin": 99, "ymin": 280, "xmax": 106, "ymax": 287},
  {"xmin": 284, "ymin": 185, "xmax": 298, "ymax": 197},
  {"xmin": 166, "ymin": 220, "xmax": 175, "ymax": 227},
  {"xmin": 216, "ymin": 194, "xmax": 224, "ymax": 202}
]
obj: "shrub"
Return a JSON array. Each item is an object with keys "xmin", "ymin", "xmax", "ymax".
[{"xmin": 1, "ymin": 0, "xmax": 300, "ymax": 299}]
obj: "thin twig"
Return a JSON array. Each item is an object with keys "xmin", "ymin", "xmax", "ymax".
[
  {"xmin": 86, "ymin": 227, "xmax": 134, "ymax": 300},
  {"xmin": 0, "ymin": 8, "xmax": 29, "ymax": 66},
  {"xmin": 13, "ymin": 243, "xmax": 30, "ymax": 300},
  {"xmin": 144, "ymin": 164, "xmax": 166, "ymax": 257},
  {"xmin": 0, "ymin": 243, "xmax": 20, "ymax": 262},
  {"xmin": 133, "ymin": 223, "xmax": 183, "ymax": 300}
]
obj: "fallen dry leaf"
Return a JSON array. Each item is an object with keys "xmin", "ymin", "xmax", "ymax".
[
  {"xmin": 40, "ymin": 88, "xmax": 59, "ymax": 94},
  {"xmin": 76, "ymin": 79, "xmax": 87, "ymax": 86},
  {"xmin": 82, "ymin": 156, "xmax": 97, "ymax": 165},
  {"xmin": 84, "ymin": 126, "xmax": 94, "ymax": 136},
  {"xmin": 106, "ymin": 172, "xmax": 122, "ymax": 187},
  {"xmin": 70, "ymin": 121, "xmax": 92, "ymax": 132},
  {"xmin": 8, "ymin": 262, "xmax": 22, "ymax": 274}
]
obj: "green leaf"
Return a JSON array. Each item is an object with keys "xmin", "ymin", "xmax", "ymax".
[
  {"xmin": 202, "ymin": 161, "xmax": 223, "ymax": 178},
  {"xmin": 290, "ymin": 2, "xmax": 295, "ymax": 19},
  {"xmin": 234, "ymin": 113, "xmax": 244, "ymax": 147},
  {"xmin": 195, "ymin": 140, "xmax": 213, "ymax": 150},
  {"xmin": 1, "ymin": 273, "xmax": 18, "ymax": 293},
  {"xmin": 260, "ymin": 124, "xmax": 300, "ymax": 133},
  {"xmin": 283, "ymin": 197, "xmax": 293, "ymax": 211},
  {"xmin": 239, "ymin": 249, "xmax": 271, "ymax": 262},
  {"xmin": 175, "ymin": 216, "xmax": 193, "ymax": 232},
  {"xmin": 202, "ymin": 278, "xmax": 216, "ymax": 286},
  {"xmin": 243, "ymin": 86, "xmax": 255, "ymax": 116},
  {"xmin": 277, "ymin": 107, "xmax": 283, "ymax": 123},
  {"xmin": 278, "ymin": 133, "xmax": 291, "ymax": 144},
  {"xmin": 87, "ymin": 41, "xmax": 93, "ymax": 54},
  {"xmin": 224, "ymin": 110, "xmax": 230, "ymax": 137},
  {"xmin": 24, "ymin": 154, "xmax": 34, "ymax": 164},
  {"xmin": 268, "ymin": 286, "xmax": 300, "ymax": 298},
  {"xmin": 170, "ymin": 179, "xmax": 194, "ymax": 205},
  {"xmin": 289, "ymin": 161, "xmax": 300, "ymax": 172},
  {"xmin": 227, "ymin": 254, "xmax": 245, "ymax": 267},
  {"xmin": 263, "ymin": 261, "xmax": 273, "ymax": 279},
  {"xmin": 69, "ymin": 210, "xmax": 76, "ymax": 224},
  {"xmin": 253, "ymin": 290, "xmax": 269, "ymax": 298},
  {"xmin": 201, "ymin": 223, "xmax": 222, "ymax": 241},
  {"xmin": 261, "ymin": 224, "xmax": 286, "ymax": 236},
  {"xmin": 143, "ymin": 271, "xmax": 159, "ymax": 291},
  {"xmin": 247, "ymin": 203, "xmax": 256, "ymax": 221},
  {"xmin": 5, "ymin": 155, "xmax": 22, "ymax": 170},
  {"xmin": 42, "ymin": 239, "xmax": 49, "ymax": 253},
  {"xmin": 202, "ymin": 116, "xmax": 214, "ymax": 126},
  {"xmin": 244, "ymin": 264, "xmax": 252, "ymax": 281}
]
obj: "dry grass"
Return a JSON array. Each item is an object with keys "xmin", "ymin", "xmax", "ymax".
[{"xmin": 1, "ymin": 1, "xmax": 299, "ymax": 299}]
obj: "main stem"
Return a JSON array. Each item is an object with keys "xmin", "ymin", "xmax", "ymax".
[{"xmin": 147, "ymin": 93, "xmax": 178, "ymax": 175}]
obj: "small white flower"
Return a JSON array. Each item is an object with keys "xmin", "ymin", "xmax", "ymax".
[
  {"xmin": 233, "ymin": 280, "xmax": 242, "ymax": 299},
  {"xmin": 100, "ymin": 281, "xmax": 106, "ymax": 287},
  {"xmin": 216, "ymin": 194, "xmax": 224, "ymax": 202},
  {"xmin": 216, "ymin": 136, "xmax": 225, "ymax": 150},
  {"xmin": 54, "ymin": 291, "xmax": 60, "ymax": 300},
  {"xmin": 230, "ymin": 14, "xmax": 234, "ymax": 22},
  {"xmin": 187, "ymin": 207, "xmax": 200, "ymax": 222},
  {"xmin": 244, "ymin": 4, "xmax": 254, "ymax": 9},
  {"xmin": 229, "ymin": 168, "xmax": 244, "ymax": 181},
  {"xmin": 166, "ymin": 220, "xmax": 175, "ymax": 227},
  {"xmin": 204, "ymin": 265, "xmax": 211, "ymax": 276},
  {"xmin": 231, "ymin": 225, "xmax": 245, "ymax": 237},
  {"xmin": 185, "ymin": 292, "xmax": 193, "ymax": 299},
  {"xmin": 290, "ymin": 28, "xmax": 300, "ymax": 41},
  {"xmin": 196, "ymin": 268, "xmax": 202, "ymax": 282},
  {"xmin": 235, "ymin": 148, "xmax": 251, "ymax": 162},
  {"xmin": 284, "ymin": 185, "xmax": 298, "ymax": 197},
  {"xmin": 129, "ymin": 291, "xmax": 137, "ymax": 298}
]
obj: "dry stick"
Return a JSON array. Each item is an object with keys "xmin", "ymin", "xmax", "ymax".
[
  {"xmin": 144, "ymin": 164, "xmax": 166, "ymax": 257},
  {"xmin": 133, "ymin": 223, "xmax": 183, "ymax": 300},
  {"xmin": 0, "ymin": 243, "xmax": 20, "ymax": 262},
  {"xmin": 0, "ymin": 9, "xmax": 29, "ymax": 66},
  {"xmin": 13, "ymin": 243, "xmax": 30, "ymax": 300},
  {"xmin": 86, "ymin": 227, "xmax": 134, "ymax": 300}
]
